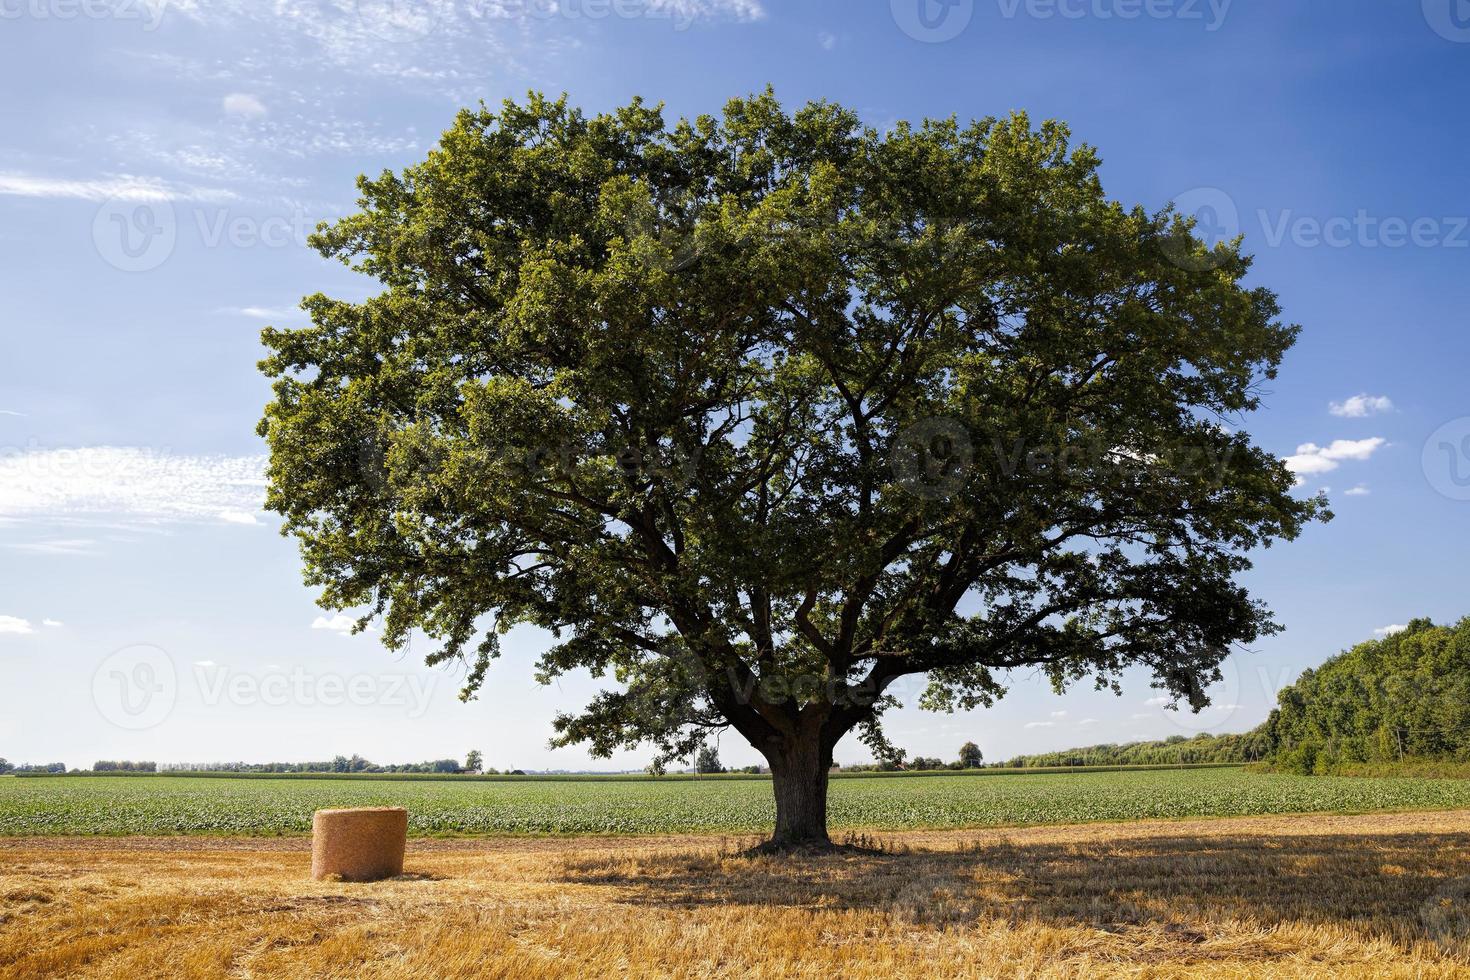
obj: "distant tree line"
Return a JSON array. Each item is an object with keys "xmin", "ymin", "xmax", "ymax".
[
  {"xmin": 840, "ymin": 741, "xmax": 985, "ymax": 773},
  {"xmin": 92, "ymin": 761, "xmax": 157, "ymax": 772},
  {"xmin": 158, "ymin": 755, "xmax": 481, "ymax": 774},
  {"xmin": 2, "ymin": 761, "xmax": 67, "ymax": 774},
  {"xmin": 999, "ymin": 731, "xmax": 1270, "ymax": 769}
]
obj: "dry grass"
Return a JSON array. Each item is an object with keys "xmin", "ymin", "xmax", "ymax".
[{"xmin": 3, "ymin": 810, "xmax": 1470, "ymax": 978}]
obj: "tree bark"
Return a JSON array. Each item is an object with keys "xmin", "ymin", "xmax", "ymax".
[{"xmin": 764, "ymin": 733, "xmax": 833, "ymax": 850}]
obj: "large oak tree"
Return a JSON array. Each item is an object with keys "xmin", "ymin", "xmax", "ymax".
[{"xmin": 259, "ymin": 91, "xmax": 1325, "ymax": 849}]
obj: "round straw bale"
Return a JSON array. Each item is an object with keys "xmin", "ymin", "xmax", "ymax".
[{"xmin": 311, "ymin": 807, "xmax": 408, "ymax": 882}]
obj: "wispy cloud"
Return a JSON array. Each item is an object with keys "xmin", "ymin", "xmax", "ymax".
[
  {"xmin": 1284, "ymin": 437, "xmax": 1386, "ymax": 478},
  {"xmin": 0, "ymin": 447, "xmax": 265, "ymax": 525},
  {"xmin": 1343, "ymin": 485, "xmax": 1371, "ymax": 497},
  {"xmin": 6, "ymin": 539, "xmax": 101, "ymax": 557},
  {"xmin": 216, "ymin": 305, "xmax": 301, "ymax": 320},
  {"xmin": 42, "ymin": 619, "xmax": 63, "ymax": 628},
  {"xmin": 0, "ymin": 172, "xmax": 236, "ymax": 203},
  {"xmin": 1023, "ymin": 721, "xmax": 1055, "ymax": 729},
  {"xmin": 0, "ymin": 410, "xmax": 25, "ymax": 417},
  {"xmin": 1375, "ymin": 624, "xmax": 1408, "ymax": 636},
  {"xmin": 1329, "ymin": 394, "xmax": 1394, "ymax": 418}
]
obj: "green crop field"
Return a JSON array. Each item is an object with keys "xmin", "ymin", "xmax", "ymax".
[{"xmin": 5, "ymin": 767, "xmax": 1470, "ymax": 837}]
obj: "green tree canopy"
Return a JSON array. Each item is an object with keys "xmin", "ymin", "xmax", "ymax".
[
  {"xmin": 259, "ymin": 90, "xmax": 1323, "ymax": 848},
  {"xmin": 958, "ymin": 741, "xmax": 984, "ymax": 768}
]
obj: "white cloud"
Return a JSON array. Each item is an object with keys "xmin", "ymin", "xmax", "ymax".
[
  {"xmin": 222, "ymin": 93, "xmax": 267, "ymax": 119},
  {"xmin": 1077, "ymin": 718, "xmax": 1099, "ymax": 726},
  {"xmin": 0, "ymin": 615, "xmax": 35, "ymax": 635},
  {"xmin": 1375, "ymin": 624, "xmax": 1408, "ymax": 636},
  {"xmin": 1329, "ymin": 394, "xmax": 1394, "ymax": 418},
  {"xmin": 1050, "ymin": 710, "xmax": 1069, "ymax": 718},
  {"xmin": 1144, "ymin": 696, "xmax": 1170, "ymax": 707},
  {"xmin": 42, "ymin": 619, "xmax": 63, "ymax": 628},
  {"xmin": 0, "ymin": 410, "xmax": 25, "ymax": 417},
  {"xmin": 0, "ymin": 172, "xmax": 235, "ymax": 203},
  {"xmin": 0, "ymin": 447, "xmax": 266, "ymax": 525},
  {"xmin": 312, "ymin": 614, "xmax": 357, "ymax": 634},
  {"xmin": 1284, "ymin": 437, "xmax": 1387, "ymax": 478},
  {"xmin": 818, "ymin": 30, "xmax": 836, "ymax": 50},
  {"xmin": 1023, "ymin": 721, "xmax": 1055, "ymax": 729},
  {"xmin": 217, "ymin": 510, "xmax": 260, "ymax": 525},
  {"xmin": 1343, "ymin": 485, "xmax": 1371, "ymax": 497},
  {"xmin": 194, "ymin": 659, "xmax": 217, "ymax": 667}
]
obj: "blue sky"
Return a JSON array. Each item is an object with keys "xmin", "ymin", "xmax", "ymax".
[{"xmin": 2, "ymin": 0, "xmax": 1468, "ymax": 771}]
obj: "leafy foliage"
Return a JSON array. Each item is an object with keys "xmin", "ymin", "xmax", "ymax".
[
  {"xmin": 257, "ymin": 90, "xmax": 1321, "ymax": 829},
  {"xmin": 1265, "ymin": 617, "xmax": 1470, "ymax": 773}
]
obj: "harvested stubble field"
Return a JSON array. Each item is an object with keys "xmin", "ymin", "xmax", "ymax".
[
  {"xmin": 3, "ymin": 810, "xmax": 1470, "ymax": 978},
  {"xmin": 8, "ymin": 767, "xmax": 1470, "ymax": 836}
]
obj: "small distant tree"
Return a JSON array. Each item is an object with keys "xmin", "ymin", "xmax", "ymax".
[
  {"xmin": 695, "ymin": 745, "xmax": 724, "ymax": 774},
  {"xmin": 958, "ymin": 741, "xmax": 984, "ymax": 769},
  {"xmin": 0, "ymin": 758, "xmax": 12, "ymax": 775},
  {"xmin": 646, "ymin": 758, "xmax": 667, "ymax": 777},
  {"xmin": 465, "ymin": 749, "xmax": 484, "ymax": 773}
]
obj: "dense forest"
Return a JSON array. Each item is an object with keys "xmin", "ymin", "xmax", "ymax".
[
  {"xmin": 1265, "ymin": 617, "xmax": 1470, "ymax": 773},
  {"xmin": 1004, "ymin": 617, "xmax": 1470, "ymax": 775}
]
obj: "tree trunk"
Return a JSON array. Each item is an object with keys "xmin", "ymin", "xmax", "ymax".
[{"xmin": 765, "ymin": 735, "xmax": 833, "ymax": 850}]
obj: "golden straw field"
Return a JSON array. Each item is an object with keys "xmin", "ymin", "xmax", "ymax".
[{"xmin": 5, "ymin": 809, "xmax": 1470, "ymax": 978}]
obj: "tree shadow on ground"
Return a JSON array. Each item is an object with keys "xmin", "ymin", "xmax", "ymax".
[{"xmin": 559, "ymin": 829, "xmax": 1470, "ymax": 958}]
